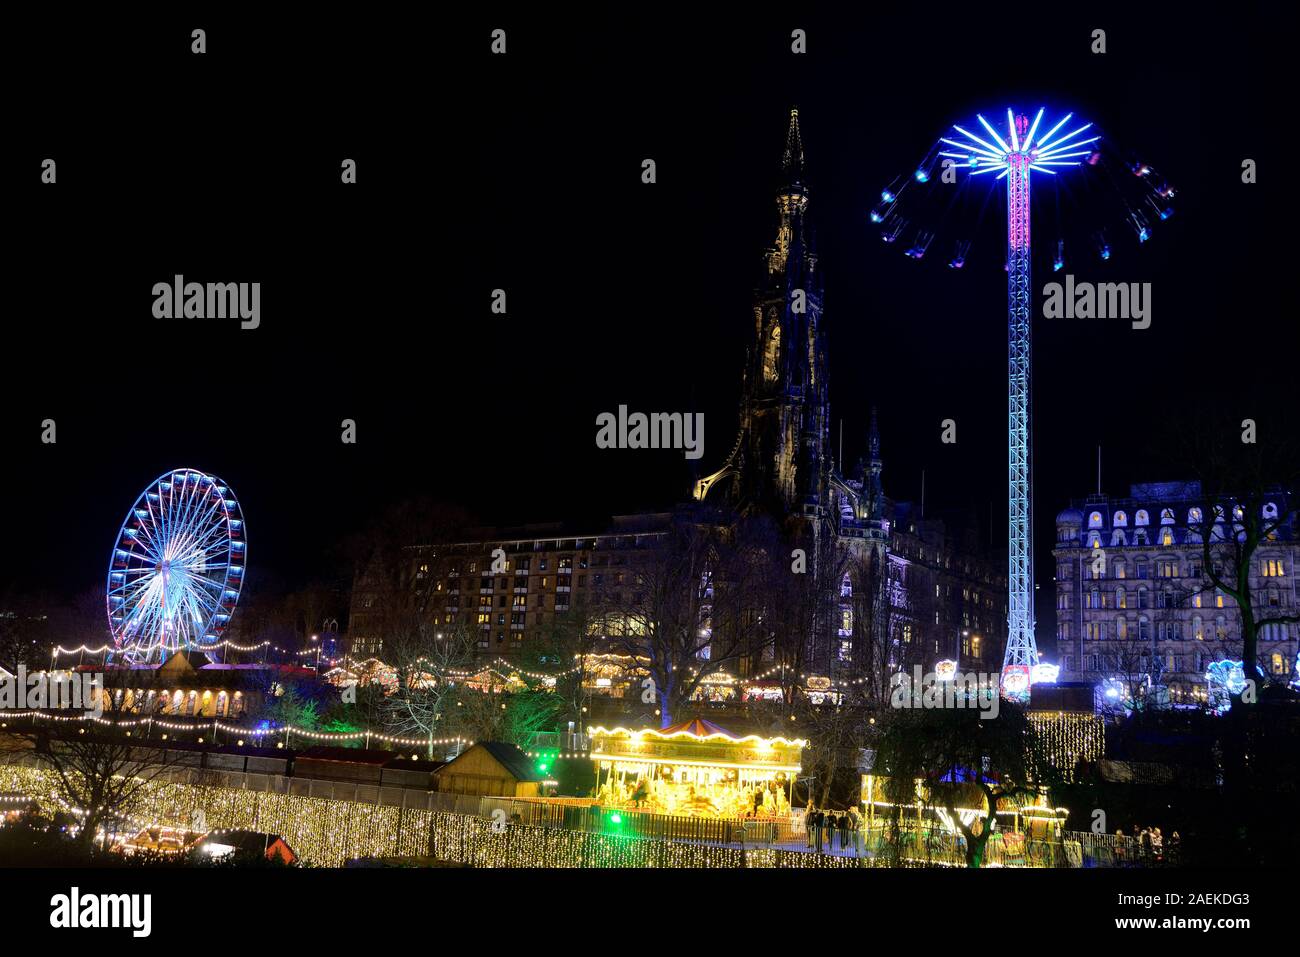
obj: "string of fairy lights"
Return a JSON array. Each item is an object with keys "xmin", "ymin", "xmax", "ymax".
[
  {"xmin": 1, "ymin": 764, "xmax": 879, "ymax": 867},
  {"xmin": 0, "ymin": 711, "xmax": 472, "ymax": 749}
]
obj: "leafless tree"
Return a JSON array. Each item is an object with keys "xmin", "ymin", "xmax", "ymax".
[
  {"xmin": 1, "ymin": 680, "xmax": 185, "ymax": 852},
  {"xmin": 597, "ymin": 510, "xmax": 783, "ymax": 726},
  {"xmin": 1175, "ymin": 419, "xmax": 1300, "ymax": 687}
]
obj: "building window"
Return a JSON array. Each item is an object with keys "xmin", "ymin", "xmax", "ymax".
[
  {"xmin": 1135, "ymin": 509, "xmax": 1149, "ymax": 526},
  {"xmin": 1138, "ymin": 616, "xmax": 1151, "ymax": 641},
  {"xmin": 1192, "ymin": 616, "xmax": 1204, "ymax": 641},
  {"xmin": 1115, "ymin": 616, "xmax": 1128, "ymax": 640},
  {"xmin": 1113, "ymin": 560, "xmax": 1126, "ymax": 579},
  {"xmin": 1116, "ymin": 587, "xmax": 1126, "ymax": 609},
  {"xmin": 1088, "ymin": 511, "xmax": 1104, "ymax": 529},
  {"xmin": 1113, "ymin": 510, "xmax": 1128, "ymax": 527},
  {"xmin": 1262, "ymin": 558, "xmax": 1285, "ymax": 577},
  {"xmin": 1160, "ymin": 508, "xmax": 1175, "ymax": 525}
]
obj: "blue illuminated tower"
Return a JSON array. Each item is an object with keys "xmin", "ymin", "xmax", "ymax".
[{"xmin": 939, "ymin": 108, "xmax": 1099, "ymax": 699}]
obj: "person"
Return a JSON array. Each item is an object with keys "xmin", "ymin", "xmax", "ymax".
[
  {"xmin": 1114, "ymin": 829, "xmax": 1126, "ymax": 865},
  {"xmin": 848, "ymin": 805, "xmax": 863, "ymax": 857},
  {"xmin": 1152, "ymin": 827, "xmax": 1163, "ymax": 862},
  {"xmin": 837, "ymin": 811, "xmax": 849, "ymax": 854},
  {"xmin": 1139, "ymin": 828, "xmax": 1153, "ymax": 863},
  {"xmin": 813, "ymin": 807, "xmax": 824, "ymax": 853},
  {"xmin": 805, "ymin": 804, "xmax": 816, "ymax": 848},
  {"xmin": 754, "ymin": 786, "xmax": 764, "ymax": 816},
  {"xmin": 1169, "ymin": 831, "xmax": 1181, "ymax": 865}
]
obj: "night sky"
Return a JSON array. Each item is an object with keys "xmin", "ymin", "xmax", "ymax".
[{"xmin": 4, "ymin": 8, "xmax": 1288, "ymax": 637}]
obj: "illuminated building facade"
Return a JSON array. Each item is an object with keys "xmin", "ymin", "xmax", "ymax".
[
  {"xmin": 347, "ymin": 111, "xmax": 1006, "ymax": 691},
  {"xmin": 692, "ymin": 109, "xmax": 1007, "ymax": 683},
  {"xmin": 1053, "ymin": 481, "xmax": 1298, "ymax": 705}
]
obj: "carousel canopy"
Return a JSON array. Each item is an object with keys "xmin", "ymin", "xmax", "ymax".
[{"xmin": 656, "ymin": 718, "xmax": 737, "ymax": 739}]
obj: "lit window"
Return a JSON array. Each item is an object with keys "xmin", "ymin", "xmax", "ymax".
[
  {"xmin": 1135, "ymin": 510, "xmax": 1149, "ymax": 526},
  {"xmin": 1113, "ymin": 510, "xmax": 1128, "ymax": 527}
]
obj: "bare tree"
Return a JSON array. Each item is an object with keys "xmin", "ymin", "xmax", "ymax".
[
  {"xmin": 1176, "ymin": 419, "xmax": 1300, "ymax": 688},
  {"xmin": 598, "ymin": 509, "xmax": 780, "ymax": 726},
  {"xmin": 379, "ymin": 624, "xmax": 478, "ymax": 757},
  {"xmin": 1, "ymin": 684, "xmax": 185, "ymax": 853}
]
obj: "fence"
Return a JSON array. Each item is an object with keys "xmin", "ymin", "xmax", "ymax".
[
  {"xmin": 428, "ymin": 812, "xmax": 878, "ymax": 868},
  {"xmin": 857, "ymin": 822, "xmax": 1167, "ymax": 868},
  {"xmin": 473, "ymin": 795, "xmax": 802, "ymax": 845}
]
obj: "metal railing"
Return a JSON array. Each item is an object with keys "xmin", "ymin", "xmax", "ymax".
[{"xmin": 471, "ymin": 795, "xmax": 800, "ymax": 845}]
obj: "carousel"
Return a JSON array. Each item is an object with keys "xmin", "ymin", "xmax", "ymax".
[{"xmin": 589, "ymin": 719, "xmax": 805, "ymax": 819}]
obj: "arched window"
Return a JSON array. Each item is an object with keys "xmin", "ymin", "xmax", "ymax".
[
  {"xmin": 1138, "ymin": 616, "xmax": 1151, "ymax": 641},
  {"xmin": 1192, "ymin": 615, "xmax": 1203, "ymax": 641},
  {"xmin": 1116, "ymin": 587, "xmax": 1127, "ymax": 609},
  {"xmin": 1088, "ymin": 511, "xmax": 1104, "ymax": 529},
  {"xmin": 1111, "ymin": 529, "xmax": 1127, "ymax": 546},
  {"xmin": 1263, "ymin": 502, "xmax": 1279, "ymax": 519},
  {"xmin": 1087, "ymin": 531, "xmax": 1102, "ymax": 549},
  {"xmin": 1115, "ymin": 616, "xmax": 1128, "ymax": 640},
  {"xmin": 840, "ymin": 572, "xmax": 853, "ymax": 598},
  {"xmin": 1137, "ymin": 587, "xmax": 1149, "ymax": 608},
  {"xmin": 1160, "ymin": 508, "xmax": 1175, "ymax": 525},
  {"xmin": 1188, "ymin": 507, "xmax": 1203, "ymax": 524},
  {"xmin": 1113, "ymin": 510, "xmax": 1128, "ymax": 527},
  {"xmin": 1135, "ymin": 509, "xmax": 1150, "ymax": 526},
  {"xmin": 1160, "ymin": 528, "xmax": 1174, "ymax": 547}
]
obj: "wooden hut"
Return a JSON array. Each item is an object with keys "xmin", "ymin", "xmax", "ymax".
[{"xmin": 432, "ymin": 742, "xmax": 544, "ymax": 797}]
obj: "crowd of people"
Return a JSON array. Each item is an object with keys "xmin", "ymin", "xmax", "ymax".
[
  {"xmin": 1114, "ymin": 825, "xmax": 1181, "ymax": 864},
  {"xmin": 802, "ymin": 804, "xmax": 865, "ymax": 855}
]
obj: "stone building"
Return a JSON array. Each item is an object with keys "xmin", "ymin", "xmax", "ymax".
[
  {"xmin": 348, "ymin": 111, "xmax": 1006, "ymax": 692},
  {"xmin": 1052, "ymin": 481, "xmax": 1298, "ymax": 705}
]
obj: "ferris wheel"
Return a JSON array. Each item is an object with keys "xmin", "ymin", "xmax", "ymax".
[{"xmin": 106, "ymin": 468, "xmax": 246, "ymax": 664}]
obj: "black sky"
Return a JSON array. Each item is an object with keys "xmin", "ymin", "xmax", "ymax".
[{"xmin": 4, "ymin": 8, "xmax": 1291, "ymax": 624}]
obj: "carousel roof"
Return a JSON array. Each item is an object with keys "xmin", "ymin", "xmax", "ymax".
[
  {"xmin": 657, "ymin": 718, "xmax": 737, "ymax": 739},
  {"xmin": 589, "ymin": 720, "xmax": 807, "ymax": 749}
]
